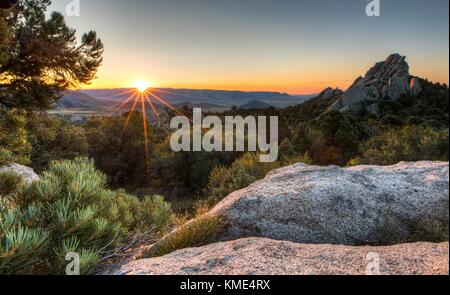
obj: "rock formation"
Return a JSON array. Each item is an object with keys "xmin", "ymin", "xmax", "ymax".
[
  {"xmin": 115, "ymin": 238, "xmax": 449, "ymax": 275},
  {"xmin": 211, "ymin": 161, "xmax": 449, "ymax": 245},
  {"xmin": 0, "ymin": 163, "xmax": 40, "ymax": 184},
  {"xmin": 410, "ymin": 77, "xmax": 423, "ymax": 96},
  {"xmin": 316, "ymin": 87, "xmax": 343, "ymax": 100},
  {"xmin": 149, "ymin": 161, "xmax": 448, "ymax": 250},
  {"xmin": 328, "ymin": 54, "xmax": 422, "ymax": 114}
]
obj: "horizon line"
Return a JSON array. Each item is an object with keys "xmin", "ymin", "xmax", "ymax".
[{"xmin": 77, "ymin": 86, "xmax": 325, "ymax": 96}]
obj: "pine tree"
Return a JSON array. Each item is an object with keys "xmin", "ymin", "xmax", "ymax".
[
  {"xmin": 0, "ymin": 0, "xmax": 104, "ymax": 109},
  {"xmin": 0, "ymin": 109, "xmax": 32, "ymax": 165},
  {"xmin": 0, "ymin": 1, "xmax": 18, "ymax": 10},
  {"xmin": 1, "ymin": 157, "xmax": 173, "ymax": 274},
  {"xmin": 0, "ymin": 5, "xmax": 12, "ymax": 66}
]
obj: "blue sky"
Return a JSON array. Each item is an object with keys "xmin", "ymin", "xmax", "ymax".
[{"xmin": 49, "ymin": 0, "xmax": 449, "ymax": 93}]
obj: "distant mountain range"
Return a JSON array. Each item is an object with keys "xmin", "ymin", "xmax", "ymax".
[
  {"xmin": 54, "ymin": 88, "xmax": 316, "ymax": 112},
  {"xmin": 55, "ymin": 91, "xmax": 117, "ymax": 109},
  {"xmin": 240, "ymin": 100, "xmax": 274, "ymax": 109},
  {"xmin": 173, "ymin": 101, "xmax": 226, "ymax": 109}
]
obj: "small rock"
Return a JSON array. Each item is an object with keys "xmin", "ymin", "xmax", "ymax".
[
  {"xmin": 363, "ymin": 85, "xmax": 380, "ymax": 100},
  {"xmin": 317, "ymin": 87, "xmax": 334, "ymax": 100},
  {"xmin": 316, "ymin": 87, "xmax": 343, "ymax": 100},
  {"xmin": 0, "ymin": 163, "xmax": 40, "ymax": 185},
  {"xmin": 410, "ymin": 78, "xmax": 423, "ymax": 96},
  {"xmin": 387, "ymin": 75, "xmax": 409, "ymax": 100},
  {"xmin": 367, "ymin": 103, "xmax": 380, "ymax": 116}
]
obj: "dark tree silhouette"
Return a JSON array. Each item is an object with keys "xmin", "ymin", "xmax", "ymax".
[
  {"xmin": 0, "ymin": 0, "xmax": 103, "ymax": 109},
  {"xmin": 0, "ymin": 0, "xmax": 17, "ymax": 10}
]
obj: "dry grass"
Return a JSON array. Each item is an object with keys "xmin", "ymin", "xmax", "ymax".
[{"xmin": 142, "ymin": 214, "xmax": 224, "ymax": 258}]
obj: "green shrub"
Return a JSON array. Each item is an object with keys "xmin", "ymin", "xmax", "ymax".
[
  {"xmin": 26, "ymin": 113, "xmax": 89, "ymax": 172},
  {"xmin": 206, "ymin": 153, "xmax": 279, "ymax": 206},
  {"xmin": 421, "ymin": 119, "xmax": 443, "ymax": 129},
  {"xmin": 0, "ymin": 149, "xmax": 14, "ymax": 167},
  {"xmin": 350, "ymin": 126, "xmax": 449, "ymax": 166},
  {"xmin": 140, "ymin": 195, "xmax": 173, "ymax": 233},
  {"xmin": 0, "ymin": 109, "xmax": 32, "ymax": 165},
  {"xmin": 0, "ymin": 157, "xmax": 172, "ymax": 274},
  {"xmin": 205, "ymin": 152, "xmax": 312, "ymax": 206},
  {"xmin": 281, "ymin": 152, "xmax": 313, "ymax": 166},
  {"xmin": 380, "ymin": 115, "xmax": 404, "ymax": 126},
  {"xmin": 0, "ymin": 172, "xmax": 23, "ymax": 196},
  {"xmin": 405, "ymin": 116, "xmax": 424, "ymax": 125}
]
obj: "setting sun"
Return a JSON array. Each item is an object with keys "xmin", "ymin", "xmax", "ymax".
[{"xmin": 133, "ymin": 80, "xmax": 153, "ymax": 92}]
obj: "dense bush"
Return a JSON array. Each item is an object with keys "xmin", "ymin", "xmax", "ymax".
[
  {"xmin": 0, "ymin": 157, "xmax": 172, "ymax": 274},
  {"xmin": 350, "ymin": 126, "xmax": 449, "ymax": 166},
  {"xmin": 380, "ymin": 114, "xmax": 404, "ymax": 126},
  {"xmin": 206, "ymin": 152, "xmax": 312, "ymax": 206},
  {"xmin": 279, "ymin": 111, "xmax": 372, "ymax": 165},
  {"xmin": 84, "ymin": 113, "xmax": 240, "ymax": 200},
  {"xmin": 0, "ymin": 109, "xmax": 32, "ymax": 166},
  {"xmin": 26, "ymin": 113, "xmax": 89, "ymax": 172},
  {"xmin": 0, "ymin": 171, "xmax": 23, "ymax": 196},
  {"xmin": 377, "ymin": 79, "xmax": 449, "ymax": 129},
  {"xmin": 84, "ymin": 112, "xmax": 156, "ymax": 188},
  {"xmin": 150, "ymin": 134, "xmax": 237, "ymax": 201},
  {"xmin": 0, "ymin": 14, "xmax": 9, "ymax": 64}
]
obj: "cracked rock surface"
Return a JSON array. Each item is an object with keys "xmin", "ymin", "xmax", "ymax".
[
  {"xmin": 115, "ymin": 238, "xmax": 449, "ymax": 275},
  {"xmin": 207, "ymin": 161, "xmax": 448, "ymax": 245}
]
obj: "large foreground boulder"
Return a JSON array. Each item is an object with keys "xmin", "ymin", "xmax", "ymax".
[
  {"xmin": 146, "ymin": 162, "xmax": 448, "ymax": 256},
  {"xmin": 0, "ymin": 163, "xmax": 39, "ymax": 184},
  {"xmin": 207, "ymin": 161, "xmax": 448, "ymax": 245},
  {"xmin": 116, "ymin": 238, "xmax": 449, "ymax": 275}
]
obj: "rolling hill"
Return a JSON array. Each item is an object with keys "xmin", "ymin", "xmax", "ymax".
[
  {"xmin": 80, "ymin": 88, "xmax": 314, "ymax": 109},
  {"xmin": 240, "ymin": 100, "xmax": 274, "ymax": 109},
  {"xmin": 54, "ymin": 91, "xmax": 118, "ymax": 109}
]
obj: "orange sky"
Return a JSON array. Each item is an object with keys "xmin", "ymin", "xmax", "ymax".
[
  {"xmin": 52, "ymin": 0, "xmax": 449, "ymax": 94},
  {"xmin": 82, "ymin": 53, "xmax": 449, "ymax": 94}
]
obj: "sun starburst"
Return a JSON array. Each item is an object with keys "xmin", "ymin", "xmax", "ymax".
[
  {"xmin": 133, "ymin": 80, "xmax": 153, "ymax": 93},
  {"xmin": 110, "ymin": 82, "xmax": 190, "ymax": 165}
]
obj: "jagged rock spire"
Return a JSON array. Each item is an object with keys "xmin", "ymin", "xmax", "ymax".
[{"xmin": 328, "ymin": 54, "xmax": 422, "ymax": 114}]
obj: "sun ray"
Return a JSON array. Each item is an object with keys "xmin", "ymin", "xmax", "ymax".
[
  {"xmin": 118, "ymin": 81, "xmax": 196, "ymax": 169},
  {"xmin": 151, "ymin": 88, "xmax": 196, "ymax": 100},
  {"xmin": 122, "ymin": 93, "xmax": 140, "ymax": 133},
  {"xmin": 113, "ymin": 91, "xmax": 139, "ymax": 113},
  {"xmin": 143, "ymin": 92, "xmax": 160, "ymax": 121},
  {"xmin": 140, "ymin": 93, "xmax": 149, "ymax": 160},
  {"xmin": 134, "ymin": 81, "xmax": 152, "ymax": 93},
  {"xmin": 98, "ymin": 88, "xmax": 135, "ymax": 100},
  {"xmin": 146, "ymin": 90, "xmax": 190, "ymax": 120}
]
